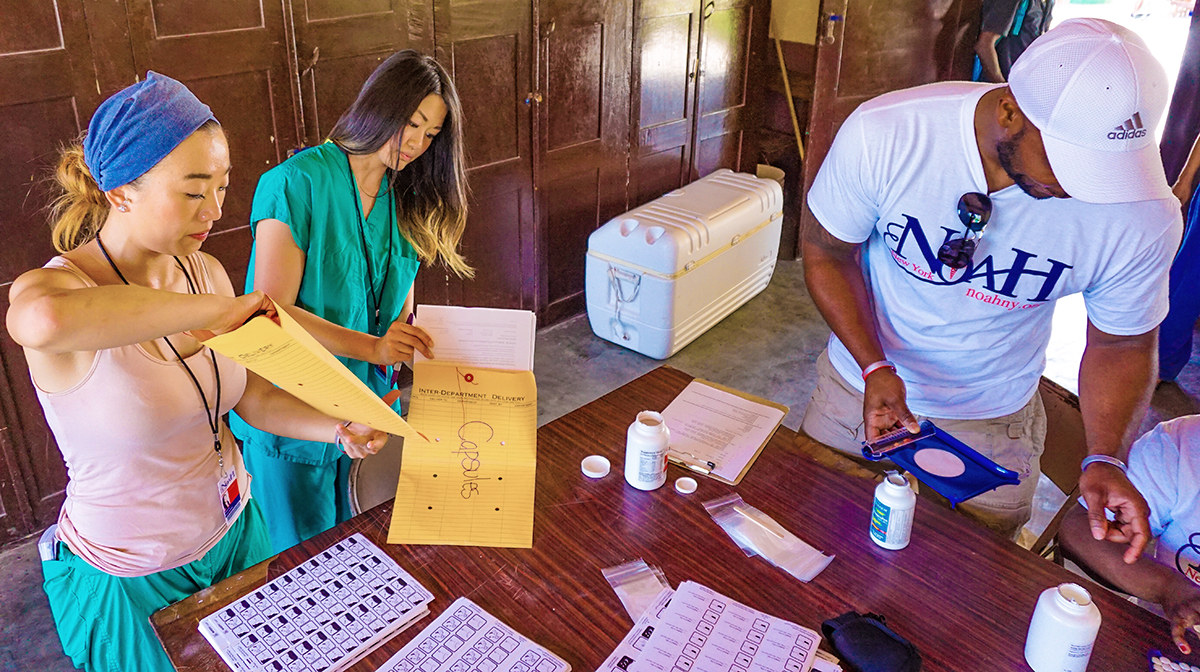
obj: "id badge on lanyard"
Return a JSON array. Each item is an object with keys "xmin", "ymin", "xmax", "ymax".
[{"xmin": 217, "ymin": 451, "xmax": 242, "ymax": 525}]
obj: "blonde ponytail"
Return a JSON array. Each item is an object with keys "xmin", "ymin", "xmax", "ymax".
[{"xmin": 49, "ymin": 140, "xmax": 110, "ymax": 253}]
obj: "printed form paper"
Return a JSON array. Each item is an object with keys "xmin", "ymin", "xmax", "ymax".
[
  {"xmin": 599, "ymin": 588, "xmax": 675, "ymax": 672},
  {"xmin": 633, "ymin": 581, "xmax": 820, "ymax": 672},
  {"xmin": 388, "ymin": 362, "xmax": 537, "ymax": 548},
  {"xmin": 202, "ymin": 309, "xmax": 426, "ymax": 443},
  {"xmin": 413, "ymin": 305, "xmax": 536, "ymax": 371},
  {"xmin": 661, "ymin": 381, "xmax": 787, "ymax": 483}
]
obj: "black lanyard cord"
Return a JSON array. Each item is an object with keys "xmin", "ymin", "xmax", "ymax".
[
  {"xmin": 96, "ymin": 236, "xmax": 223, "ymax": 461},
  {"xmin": 343, "ymin": 148, "xmax": 394, "ymax": 336}
]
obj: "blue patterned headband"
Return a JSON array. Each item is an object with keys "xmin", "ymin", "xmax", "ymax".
[{"xmin": 83, "ymin": 71, "xmax": 217, "ymax": 191}]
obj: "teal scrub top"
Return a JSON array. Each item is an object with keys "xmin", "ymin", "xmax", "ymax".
[{"xmin": 231, "ymin": 142, "xmax": 420, "ymax": 465}]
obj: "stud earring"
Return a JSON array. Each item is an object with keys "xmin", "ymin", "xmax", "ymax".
[{"xmin": 118, "ymin": 204, "xmax": 129, "ymax": 212}]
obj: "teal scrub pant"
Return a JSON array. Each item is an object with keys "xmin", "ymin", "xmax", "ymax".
[
  {"xmin": 243, "ymin": 447, "xmax": 353, "ymax": 554},
  {"xmin": 41, "ymin": 498, "xmax": 271, "ymax": 672}
]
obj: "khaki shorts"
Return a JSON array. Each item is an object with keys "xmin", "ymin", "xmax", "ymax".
[{"xmin": 800, "ymin": 349, "xmax": 1047, "ymax": 540}]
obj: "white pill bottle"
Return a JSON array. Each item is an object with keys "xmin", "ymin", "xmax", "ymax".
[
  {"xmin": 1024, "ymin": 583, "xmax": 1102, "ymax": 672},
  {"xmin": 625, "ymin": 411, "xmax": 669, "ymax": 491},
  {"xmin": 869, "ymin": 472, "xmax": 916, "ymax": 550}
]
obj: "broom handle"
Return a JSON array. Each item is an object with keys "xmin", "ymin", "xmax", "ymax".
[{"xmin": 771, "ymin": 20, "xmax": 805, "ymax": 162}]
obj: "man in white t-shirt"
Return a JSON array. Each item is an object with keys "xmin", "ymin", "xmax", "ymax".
[
  {"xmin": 1060, "ymin": 416, "xmax": 1200, "ymax": 656},
  {"xmin": 800, "ymin": 17, "xmax": 1183, "ymax": 552}
]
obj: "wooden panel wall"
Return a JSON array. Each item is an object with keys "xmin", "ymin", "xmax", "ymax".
[{"xmin": 0, "ymin": 0, "xmax": 101, "ymax": 543}]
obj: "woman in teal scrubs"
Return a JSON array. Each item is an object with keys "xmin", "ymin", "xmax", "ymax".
[{"xmin": 232, "ymin": 50, "xmax": 472, "ymax": 552}]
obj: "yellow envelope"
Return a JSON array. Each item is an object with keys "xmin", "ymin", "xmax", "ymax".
[
  {"xmin": 389, "ymin": 362, "xmax": 537, "ymax": 548},
  {"xmin": 202, "ymin": 308, "xmax": 426, "ymax": 443}
]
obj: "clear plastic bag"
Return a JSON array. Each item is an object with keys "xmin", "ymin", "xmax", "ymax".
[
  {"xmin": 703, "ymin": 493, "xmax": 834, "ymax": 582},
  {"xmin": 601, "ymin": 558, "xmax": 671, "ymax": 620}
]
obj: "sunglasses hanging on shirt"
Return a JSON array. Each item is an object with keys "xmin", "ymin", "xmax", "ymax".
[{"xmin": 937, "ymin": 192, "xmax": 993, "ymax": 270}]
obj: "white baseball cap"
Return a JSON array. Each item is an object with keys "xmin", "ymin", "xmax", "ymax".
[{"xmin": 1008, "ymin": 18, "xmax": 1173, "ymax": 204}]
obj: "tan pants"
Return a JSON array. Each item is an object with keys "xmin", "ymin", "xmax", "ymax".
[{"xmin": 800, "ymin": 349, "xmax": 1047, "ymax": 540}]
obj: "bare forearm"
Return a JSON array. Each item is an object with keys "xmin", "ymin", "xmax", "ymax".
[
  {"xmin": 1061, "ymin": 507, "xmax": 1183, "ymax": 603},
  {"xmin": 975, "ymin": 32, "xmax": 1005, "ymax": 83},
  {"xmin": 1179, "ymin": 134, "xmax": 1200, "ymax": 187},
  {"xmin": 802, "ymin": 237, "xmax": 885, "ymax": 368},
  {"xmin": 9, "ymin": 284, "xmax": 228, "ymax": 353},
  {"xmin": 1078, "ymin": 325, "xmax": 1156, "ymax": 458},
  {"xmin": 281, "ymin": 304, "xmax": 375, "ymax": 362},
  {"xmin": 234, "ymin": 373, "xmax": 343, "ymax": 443}
]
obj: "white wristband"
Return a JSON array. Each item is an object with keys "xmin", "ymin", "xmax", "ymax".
[
  {"xmin": 1081, "ymin": 454, "xmax": 1128, "ymax": 474},
  {"xmin": 861, "ymin": 360, "xmax": 897, "ymax": 381}
]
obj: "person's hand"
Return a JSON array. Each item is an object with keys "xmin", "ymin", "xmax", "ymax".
[
  {"xmin": 334, "ymin": 421, "xmax": 388, "ymax": 459},
  {"xmin": 368, "ymin": 317, "xmax": 433, "ymax": 366},
  {"xmin": 1173, "ymin": 175, "xmax": 1195, "ymax": 209},
  {"xmin": 1079, "ymin": 462, "xmax": 1152, "ymax": 564},
  {"xmin": 862, "ymin": 369, "xmax": 921, "ymax": 442},
  {"xmin": 191, "ymin": 291, "xmax": 277, "ymax": 341},
  {"xmin": 1160, "ymin": 578, "xmax": 1200, "ymax": 655}
]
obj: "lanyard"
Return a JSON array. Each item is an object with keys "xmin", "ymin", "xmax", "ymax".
[
  {"xmin": 343, "ymin": 149, "xmax": 394, "ymax": 337},
  {"xmin": 96, "ymin": 237, "xmax": 224, "ymax": 470}
]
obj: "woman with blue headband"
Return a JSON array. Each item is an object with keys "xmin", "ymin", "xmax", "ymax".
[
  {"xmin": 5, "ymin": 72, "xmax": 389, "ymax": 672},
  {"xmin": 232, "ymin": 50, "xmax": 472, "ymax": 552}
]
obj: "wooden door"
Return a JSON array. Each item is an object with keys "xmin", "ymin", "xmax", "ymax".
[
  {"xmin": 292, "ymin": 0, "xmax": 432, "ymax": 148},
  {"xmin": 629, "ymin": 0, "xmax": 701, "ymax": 207},
  {"xmin": 417, "ymin": 0, "xmax": 537, "ymax": 311},
  {"xmin": 799, "ymin": 0, "xmax": 982, "ymax": 234},
  {"xmin": 0, "ymin": 0, "xmax": 116, "ymax": 539},
  {"xmin": 536, "ymin": 0, "xmax": 633, "ymax": 323},
  {"xmin": 125, "ymin": 0, "xmax": 301, "ymax": 293},
  {"xmin": 690, "ymin": 0, "xmax": 768, "ymax": 179}
]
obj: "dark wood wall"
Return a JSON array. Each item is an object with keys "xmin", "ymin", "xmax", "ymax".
[{"xmin": 0, "ymin": 0, "xmax": 770, "ymax": 544}]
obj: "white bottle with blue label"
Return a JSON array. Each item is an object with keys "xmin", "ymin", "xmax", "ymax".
[{"xmin": 870, "ymin": 472, "xmax": 916, "ymax": 550}]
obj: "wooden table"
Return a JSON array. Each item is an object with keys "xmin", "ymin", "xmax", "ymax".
[{"xmin": 154, "ymin": 366, "xmax": 1194, "ymax": 671}]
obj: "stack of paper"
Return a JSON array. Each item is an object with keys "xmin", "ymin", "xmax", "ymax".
[
  {"xmin": 413, "ymin": 305, "xmax": 536, "ymax": 371},
  {"xmin": 660, "ymin": 380, "xmax": 787, "ymax": 484},
  {"xmin": 198, "ymin": 534, "xmax": 433, "ymax": 672},
  {"xmin": 376, "ymin": 597, "xmax": 571, "ymax": 672},
  {"xmin": 614, "ymin": 581, "xmax": 822, "ymax": 672}
]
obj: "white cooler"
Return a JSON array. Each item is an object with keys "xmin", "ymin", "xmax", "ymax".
[{"xmin": 585, "ymin": 168, "xmax": 784, "ymax": 359}]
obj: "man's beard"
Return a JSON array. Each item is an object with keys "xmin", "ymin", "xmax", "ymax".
[{"xmin": 997, "ymin": 128, "xmax": 1055, "ymax": 200}]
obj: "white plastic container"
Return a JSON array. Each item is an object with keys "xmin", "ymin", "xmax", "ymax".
[
  {"xmin": 586, "ymin": 169, "xmax": 784, "ymax": 359},
  {"xmin": 625, "ymin": 411, "xmax": 670, "ymax": 491},
  {"xmin": 1025, "ymin": 583, "xmax": 1102, "ymax": 672},
  {"xmin": 869, "ymin": 472, "xmax": 916, "ymax": 550}
]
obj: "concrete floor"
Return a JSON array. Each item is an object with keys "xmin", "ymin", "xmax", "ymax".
[{"xmin": 3, "ymin": 258, "xmax": 1199, "ymax": 670}]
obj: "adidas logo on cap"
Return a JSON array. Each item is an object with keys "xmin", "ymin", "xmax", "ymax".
[{"xmin": 1108, "ymin": 112, "xmax": 1147, "ymax": 140}]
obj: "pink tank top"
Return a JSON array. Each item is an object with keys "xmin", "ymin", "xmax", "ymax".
[{"xmin": 35, "ymin": 254, "xmax": 251, "ymax": 577}]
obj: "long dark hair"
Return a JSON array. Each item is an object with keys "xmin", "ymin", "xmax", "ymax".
[{"xmin": 328, "ymin": 50, "xmax": 472, "ymax": 278}]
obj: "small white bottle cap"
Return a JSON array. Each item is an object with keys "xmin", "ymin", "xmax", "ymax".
[
  {"xmin": 674, "ymin": 476, "xmax": 698, "ymax": 494},
  {"xmin": 581, "ymin": 455, "xmax": 611, "ymax": 478}
]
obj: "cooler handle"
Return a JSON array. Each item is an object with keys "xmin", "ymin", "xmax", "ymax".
[{"xmin": 608, "ymin": 265, "xmax": 642, "ymax": 341}]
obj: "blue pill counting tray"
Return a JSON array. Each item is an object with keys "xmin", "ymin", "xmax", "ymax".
[{"xmin": 862, "ymin": 420, "xmax": 1020, "ymax": 506}]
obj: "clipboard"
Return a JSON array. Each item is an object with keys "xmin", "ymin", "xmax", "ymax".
[{"xmin": 660, "ymin": 379, "xmax": 789, "ymax": 485}]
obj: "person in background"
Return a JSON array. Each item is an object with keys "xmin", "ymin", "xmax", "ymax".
[
  {"xmin": 800, "ymin": 20, "xmax": 1181, "ymax": 552},
  {"xmin": 4, "ymin": 73, "xmax": 388, "ymax": 672},
  {"xmin": 232, "ymin": 50, "xmax": 472, "ymax": 553},
  {"xmin": 974, "ymin": 0, "xmax": 1055, "ymax": 83},
  {"xmin": 1060, "ymin": 415, "xmax": 1200, "ymax": 656},
  {"xmin": 1160, "ymin": 133, "xmax": 1200, "ymax": 382}
]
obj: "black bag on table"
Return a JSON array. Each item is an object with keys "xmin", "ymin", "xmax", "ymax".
[{"xmin": 821, "ymin": 611, "xmax": 922, "ymax": 672}]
